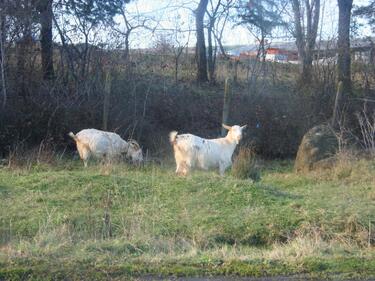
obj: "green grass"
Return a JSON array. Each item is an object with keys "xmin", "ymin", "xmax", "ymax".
[{"xmin": 0, "ymin": 158, "xmax": 375, "ymax": 280}]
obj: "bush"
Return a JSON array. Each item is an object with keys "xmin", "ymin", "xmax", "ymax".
[
  {"xmin": 6, "ymin": 140, "xmax": 63, "ymax": 170},
  {"xmin": 232, "ymin": 147, "xmax": 260, "ymax": 181}
]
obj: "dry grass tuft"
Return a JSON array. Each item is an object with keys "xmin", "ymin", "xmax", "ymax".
[
  {"xmin": 232, "ymin": 147, "xmax": 260, "ymax": 181},
  {"xmin": 332, "ymin": 150, "xmax": 357, "ymax": 180},
  {"xmin": 6, "ymin": 140, "xmax": 64, "ymax": 170}
]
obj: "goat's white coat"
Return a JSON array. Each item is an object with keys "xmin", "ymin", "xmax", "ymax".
[
  {"xmin": 170, "ymin": 124, "xmax": 246, "ymax": 176},
  {"xmin": 69, "ymin": 129, "xmax": 142, "ymax": 166}
]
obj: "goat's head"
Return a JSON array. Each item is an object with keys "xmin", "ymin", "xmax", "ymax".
[
  {"xmin": 126, "ymin": 139, "xmax": 143, "ymax": 164},
  {"xmin": 222, "ymin": 124, "xmax": 247, "ymax": 144}
]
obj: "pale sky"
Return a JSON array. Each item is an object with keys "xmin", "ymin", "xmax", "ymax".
[
  {"xmin": 61, "ymin": 0, "xmax": 372, "ymax": 49},
  {"xmin": 120, "ymin": 0, "xmax": 372, "ymax": 49}
]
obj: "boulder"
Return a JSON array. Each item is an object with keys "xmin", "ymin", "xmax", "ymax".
[{"xmin": 295, "ymin": 124, "xmax": 338, "ymax": 172}]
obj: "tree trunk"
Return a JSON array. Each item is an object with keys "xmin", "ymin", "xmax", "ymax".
[
  {"xmin": 124, "ymin": 30, "xmax": 130, "ymax": 63},
  {"xmin": 214, "ymin": 31, "xmax": 229, "ymax": 60},
  {"xmin": 53, "ymin": 14, "xmax": 77, "ymax": 81},
  {"xmin": 292, "ymin": 0, "xmax": 320, "ymax": 84},
  {"xmin": 221, "ymin": 78, "xmax": 230, "ymax": 136},
  {"xmin": 331, "ymin": 81, "xmax": 343, "ymax": 128},
  {"xmin": 39, "ymin": 0, "xmax": 55, "ymax": 80},
  {"xmin": 301, "ymin": 54, "xmax": 312, "ymax": 81},
  {"xmin": 337, "ymin": 0, "xmax": 353, "ymax": 97},
  {"xmin": 195, "ymin": 0, "xmax": 208, "ymax": 83},
  {"xmin": 16, "ymin": 33, "xmax": 32, "ymax": 98},
  {"xmin": 0, "ymin": 12, "xmax": 6, "ymax": 109},
  {"xmin": 207, "ymin": 17, "xmax": 216, "ymax": 82}
]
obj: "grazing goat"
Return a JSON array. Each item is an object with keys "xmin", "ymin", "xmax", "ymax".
[
  {"xmin": 68, "ymin": 129, "xmax": 142, "ymax": 167},
  {"xmin": 169, "ymin": 124, "xmax": 246, "ymax": 176},
  {"xmin": 127, "ymin": 139, "xmax": 143, "ymax": 164}
]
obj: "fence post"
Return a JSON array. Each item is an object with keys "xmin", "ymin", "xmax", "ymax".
[
  {"xmin": 331, "ymin": 81, "xmax": 343, "ymax": 128},
  {"xmin": 221, "ymin": 77, "xmax": 231, "ymax": 136}
]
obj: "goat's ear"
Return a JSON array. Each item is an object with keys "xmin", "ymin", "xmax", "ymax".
[
  {"xmin": 241, "ymin": 125, "xmax": 247, "ymax": 130},
  {"xmin": 222, "ymin": 124, "xmax": 231, "ymax": 130},
  {"xmin": 127, "ymin": 139, "xmax": 138, "ymax": 149}
]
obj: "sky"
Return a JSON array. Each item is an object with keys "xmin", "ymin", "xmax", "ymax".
[{"xmin": 115, "ymin": 0, "xmax": 372, "ymax": 49}]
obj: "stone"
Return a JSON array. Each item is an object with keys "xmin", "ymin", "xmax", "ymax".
[{"xmin": 295, "ymin": 124, "xmax": 338, "ymax": 172}]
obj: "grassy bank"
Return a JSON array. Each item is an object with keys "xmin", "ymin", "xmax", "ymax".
[{"xmin": 0, "ymin": 158, "xmax": 374, "ymax": 280}]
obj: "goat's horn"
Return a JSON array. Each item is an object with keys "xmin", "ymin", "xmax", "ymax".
[{"xmin": 222, "ymin": 124, "xmax": 231, "ymax": 130}]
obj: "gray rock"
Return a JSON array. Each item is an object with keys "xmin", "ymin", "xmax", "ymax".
[{"xmin": 295, "ymin": 124, "xmax": 338, "ymax": 172}]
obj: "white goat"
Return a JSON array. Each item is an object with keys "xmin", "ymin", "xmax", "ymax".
[
  {"xmin": 127, "ymin": 139, "xmax": 144, "ymax": 164},
  {"xmin": 169, "ymin": 124, "xmax": 246, "ymax": 176},
  {"xmin": 68, "ymin": 129, "xmax": 142, "ymax": 167}
]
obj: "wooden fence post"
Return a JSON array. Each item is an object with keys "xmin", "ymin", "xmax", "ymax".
[{"xmin": 221, "ymin": 77, "xmax": 231, "ymax": 136}]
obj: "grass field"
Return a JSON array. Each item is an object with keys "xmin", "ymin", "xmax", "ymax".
[{"xmin": 0, "ymin": 157, "xmax": 375, "ymax": 280}]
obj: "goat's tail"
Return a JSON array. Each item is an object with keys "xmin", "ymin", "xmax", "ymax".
[
  {"xmin": 169, "ymin": 131, "xmax": 178, "ymax": 145},
  {"xmin": 68, "ymin": 132, "xmax": 78, "ymax": 142}
]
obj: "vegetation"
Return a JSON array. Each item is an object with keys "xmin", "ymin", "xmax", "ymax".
[
  {"xmin": 232, "ymin": 147, "xmax": 260, "ymax": 181},
  {"xmin": 0, "ymin": 155, "xmax": 374, "ymax": 279},
  {"xmin": 0, "ymin": 0, "xmax": 375, "ymax": 279}
]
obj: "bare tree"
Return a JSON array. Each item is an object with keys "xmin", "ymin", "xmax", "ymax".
[
  {"xmin": 171, "ymin": 15, "xmax": 192, "ymax": 84},
  {"xmin": 237, "ymin": 0, "xmax": 286, "ymax": 88},
  {"xmin": 9, "ymin": 0, "xmax": 38, "ymax": 97},
  {"xmin": 206, "ymin": 0, "xmax": 221, "ymax": 82},
  {"xmin": 53, "ymin": 0, "xmax": 130, "ymax": 81},
  {"xmin": 53, "ymin": 2, "xmax": 97, "ymax": 82},
  {"xmin": 206, "ymin": 0, "xmax": 235, "ymax": 82},
  {"xmin": 238, "ymin": 0, "xmax": 286, "ymax": 63},
  {"xmin": 212, "ymin": 0, "xmax": 234, "ymax": 60},
  {"xmin": 291, "ymin": 0, "xmax": 320, "ymax": 83},
  {"xmin": 52, "ymin": 12, "xmax": 77, "ymax": 81},
  {"xmin": 110, "ymin": 6, "xmax": 148, "ymax": 62},
  {"xmin": 37, "ymin": 0, "xmax": 55, "ymax": 80},
  {"xmin": 195, "ymin": 0, "xmax": 209, "ymax": 82},
  {"xmin": 0, "ymin": 6, "xmax": 6, "ymax": 108},
  {"xmin": 337, "ymin": 0, "xmax": 353, "ymax": 97}
]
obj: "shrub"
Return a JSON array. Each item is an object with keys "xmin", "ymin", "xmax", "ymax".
[
  {"xmin": 6, "ymin": 140, "xmax": 63, "ymax": 170},
  {"xmin": 232, "ymin": 147, "xmax": 260, "ymax": 181}
]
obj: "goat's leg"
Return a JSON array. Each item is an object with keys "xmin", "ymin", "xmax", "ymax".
[
  {"xmin": 183, "ymin": 160, "xmax": 192, "ymax": 176},
  {"xmin": 176, "ymin": 161, "xmax": 190, "ymax": 176},
  {"xmin": 176, "ymin": 161, "xmax": 186, "ymax": 176},
  {"xmin": 219, "ymin": 161, "xmax": 231, "ymax": 176},
  {"xmin": 175, "ymin": 162, "xmax": 181, "ymax": 174},
  {"xmin": 77, "ymin": 143, "xmax": 90, "ymax": 167}
]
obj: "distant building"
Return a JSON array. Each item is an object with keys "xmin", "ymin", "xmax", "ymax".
[
  {"xmin": 222, "ymin": 37, "xmax": 374, "ymax": 64},
  {"xmin": 265, "ymin": 48, "xmax": 298, "ymax": 63},
  {"xmin": 313, "ymin": 37, "xmax": 375, "ymax": 64},
  {"xmin": 223, "ymin": 44, "xmax": 299, "ymax": 63}
]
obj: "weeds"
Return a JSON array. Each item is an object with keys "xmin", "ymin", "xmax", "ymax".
[
  {"xmin": 356, "ymin": 108, "xmax": 375, "ymax": 156},
  {"xmin": 6, "ymin": 140, "xmax": 66, "ymax": 170},
  {"xmin": 232, "ymin": 147, "xmax": 260, "ymax": 181}
]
